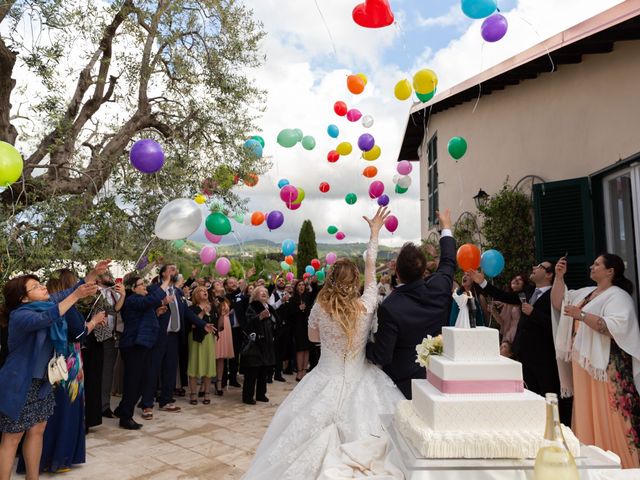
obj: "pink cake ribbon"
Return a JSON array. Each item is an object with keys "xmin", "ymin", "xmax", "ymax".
[{"xmin": 428, "ymin": 371, "xmax": 524, "ymax": 394}]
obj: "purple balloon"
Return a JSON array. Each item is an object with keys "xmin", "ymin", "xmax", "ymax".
[
  {"xmin": 280, "ymin": 185, "xmax": 298, "ymax": 204},
  {"xmin": 358, "ymin": 134, "xmax": 376, "ymax": 152},
  {"xmin": 130, "ymin": 139, "xmax": 165, "ymax": 174},
  {"xmin": 368, "ymin": 180, "xmax": 384, "ymax": 198},
  {"xmin": 481, "ymin": 13, "xmax": 508, "ymax": 42},
  {"xmin": 266, "ymin": 210, "xmax": 285, "ymax": 230},
  {"xmin": 377, "ymin": 194, "xmax": 390, "ymax": 206}
]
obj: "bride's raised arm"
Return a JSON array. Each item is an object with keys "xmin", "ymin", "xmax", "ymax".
[{"xmin": 362, "ymin": 206, "xmax": 391, "ymax": 291}]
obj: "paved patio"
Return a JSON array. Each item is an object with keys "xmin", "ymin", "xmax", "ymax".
[{"xmin": 29, "ymin": 377, "xmax": 295, "ymax": 479}]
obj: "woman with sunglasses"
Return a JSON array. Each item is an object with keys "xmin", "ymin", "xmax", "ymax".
[{"xmin": 0, "ymin": 260, "xmax": 110, "ymax": 479}]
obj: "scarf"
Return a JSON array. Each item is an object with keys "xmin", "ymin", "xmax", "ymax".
[
  {"xmin": 18, "ymin": 301, "xmax": 68, "ymax": 355},
  {"xmin": 553, "ymin": 285, "xmax": 640, "ymax": 397}
]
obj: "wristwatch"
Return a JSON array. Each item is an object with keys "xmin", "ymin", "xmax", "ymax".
[{"xmin": 579, "ymin": 311, "xmax": 587, "ymax": 322}]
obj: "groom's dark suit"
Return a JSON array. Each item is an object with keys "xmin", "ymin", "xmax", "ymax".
[{"xmin": 366, "ymin": 234, "xmax": 456, "ymax": 399}]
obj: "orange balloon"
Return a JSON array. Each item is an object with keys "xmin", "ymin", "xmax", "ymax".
[
  {"xmin": 244, "ymin": 173, "xmax": 259, "ymax": 187},
  {"xmin": 347, "ymin": 74, "xmax": 365, "ymax": 95},
  {"xmin": 363, "ymin": 166, "xmax": 378, "ymax": 178},
  {"xmin": 251, "ymin": 211, "xmax": 265, "ymax": 226},
  {"xmin": 456, "ymin": 243, "xmax": 481, "ymax": 271},
  {"xmin": 285, "ymin": 255, "xmax": 294, "ymax": 265}
]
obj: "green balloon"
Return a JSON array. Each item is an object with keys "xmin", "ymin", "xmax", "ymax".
[
  {"xmin": 0, "ymin": 141, "xmax": 24, "ymax": 187},
  {"xmin": 416, "ymin": 88, "xmax": 436, "ymax": 103},
  {"xmin": 292, "ymin": 187, "xmax": 305, "ymax": 205},
  {"xmin": 293, "ymin": 128, "xmax": 304, "ymax": 142},
  {"xmin": 234, "ymin": 213, "xmax": 245, "ymax": 223},
  {"xmin": 447, "ymin": 136, "xmax": 468, "ymax": 160},
  {"xmin": 277, "ymin": 129, "xmax": 298, "ymax": 148},
  {"xmin": 316, "ymin": 269, "xmax": 325, "ymax": 283},
  {"xmin": 205, "ymin": 212, "xmax": 231, "ymax": 235},
  {"xmin": 172, "ymin": 240, "xmax": 186, "ymax": 250},
  {"xmin": 301, "ymin": 135, "xmax": 316, "ymax": 151},
  {"xmin": 327, "ymin": 225, "xmax": 338, "ymax": 234},
  {"xmin": 251, "ymin": 135, "xmax": 265, "ymax": 148},
  {"xmin": 345, "ymin": 193, "xmax": 357, "ymax": 205},
  {"xmin": 280, "ymin": 261, "xmax": 290, "ymax": 271},
  {"xmin": 395, "ymin": 184, "xmax": 409, "ymax": 194}
]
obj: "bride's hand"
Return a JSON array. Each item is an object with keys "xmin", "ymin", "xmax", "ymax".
[{"xmin": 363, "ymin": 206, "xmax": 391, "ymax": 234}]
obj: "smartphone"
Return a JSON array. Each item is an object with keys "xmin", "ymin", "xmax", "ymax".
[{"xmin": 518, "ymin": 292, "xmax": 527, "ymax": 304}]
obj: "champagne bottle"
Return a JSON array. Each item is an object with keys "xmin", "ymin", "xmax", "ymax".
[{"xmin": 534, "ymin": 393, "xmax": 579, "ymax": 480}]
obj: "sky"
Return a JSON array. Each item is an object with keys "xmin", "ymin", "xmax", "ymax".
[{"xmin": 191, "ymin": 0, "xmax": 623, "ymax": 249}]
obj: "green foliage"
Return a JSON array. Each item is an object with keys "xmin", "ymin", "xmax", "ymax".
[
  {"xmin": 296, "ymin": 220, "xmax": 318, "ymax": 278},
  {"xmin": 453, "ymin": 213, "xmax": 480, "ymax": 247}
]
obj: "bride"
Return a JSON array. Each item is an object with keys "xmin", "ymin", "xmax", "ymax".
[{"xmin": 242, "ymin": 206, "xmax": 404, "ymax": 479}]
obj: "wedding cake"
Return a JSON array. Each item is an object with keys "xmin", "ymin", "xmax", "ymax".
[{"xmin": 395, "ymin": 327, "xmax": 581, "ymax": 459}]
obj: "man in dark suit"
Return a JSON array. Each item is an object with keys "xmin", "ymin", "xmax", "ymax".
[{"xmin": 366, "ymin": 210, "xmax": 456, "ymax": 399}]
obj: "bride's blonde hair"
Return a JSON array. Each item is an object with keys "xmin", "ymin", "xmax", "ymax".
[{"xmin": 317, "ymin": 259, "xmax": 364, "ymax": 349}]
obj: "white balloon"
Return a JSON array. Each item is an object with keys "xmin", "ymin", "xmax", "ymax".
[
  {"xmin": 362, "ymin": 115, "xmax": 374, "ymax": 128},
  {"xmin": 154, "ymin": 198, "xmax": 202, "ymax": 240},
  {"xmin": 397, "ymin": 175, "xmax": 412, "ymax": 189},
  {"xmin": 392, "ymin": 174, "xmax": 400, "ymax": 184},
  {"xmin": 363, "ymin": 249, "xmax": 368, "ymax": 261}
]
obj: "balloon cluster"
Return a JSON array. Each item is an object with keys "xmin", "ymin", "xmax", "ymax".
[
  {"xmin": 277, "ymin": 128, "xmax": 316, "ymax": 150},
  {"xmin": 459, "ymin": 0, "xmax": 507, "ymax": 42},
  {"xmin": 278, "ymin": 180, "xmax": 306, "ymax": 210},
  {"xmin": 327, "ymin": 225, "xmax": 346, "ymax": 241},
  {"xmin": 456, "ymin": 243, "xmax": 505, "ymax": 278},
  {"xmin": 391, "ymin": 160, "xmax": 414, "ymax": 194},
  {"xmin": 395, "ymin": 69, "xmax": 438, "ymax": 103},
  {"xmin": 250, "ymin": 210, "xmax": 285, "ymax": 231}
]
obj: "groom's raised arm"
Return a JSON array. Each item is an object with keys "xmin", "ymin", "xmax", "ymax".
[{"xmin": 366, "ymin": 303, "xmax": 398, "ymax": 367}]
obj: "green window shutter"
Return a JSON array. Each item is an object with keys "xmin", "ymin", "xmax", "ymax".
[{"xmin": 533, "ymin": 178, "xmax": 595, "ymax": 289}]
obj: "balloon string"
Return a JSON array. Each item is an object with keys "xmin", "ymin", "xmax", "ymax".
[
  {"xmin": 154, "ymin": 173, "xmax": 168, "ymax": 201},
  {"xmin": 516, "ymin": 13, "xmax": 555, "ymax": 73},
  {"xmin": 134, "ymin": 237, "xmax": 155, "ymax": 271},
  {"xmin": 1, "ymin": 185, "xmax": 17, "ymax": 280},
  {"xmin": 457, "ymin": 166, "xmax": 465, "ymax": 208},
  {"xmin": 472, "ymin": 42, "xmax": 485, "ymax": 114},
  {"xmin": 232, "ymin": 230, "xmax": 246, "ymax": 256},
  {"xmin": 393, "ymin": 22, "xmax": 413, "ymax": 67},
  {"xmin": 313, "ymin": 0, "xmax": 337, "ymax": 57}
]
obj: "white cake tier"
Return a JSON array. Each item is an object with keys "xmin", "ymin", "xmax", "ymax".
[
  {"xmin": 428, "ymin": 355, "xmax": 523, "ymax": 394},
  {"xmin": 412, "ymin": 379, "xmax": 545, "ymax": 432},
  {"xmin": 442, "ymin": 326, "xmax": 500, "ymax": 361},
  {"xmin": 395, "ymin": 400, "xmax": 581, "ymax": 459}
]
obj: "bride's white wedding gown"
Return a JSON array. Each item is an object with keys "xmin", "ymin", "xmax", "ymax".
[{"xmin": 242, "ymin": 240, "xmax": 404, "ymax": 479}]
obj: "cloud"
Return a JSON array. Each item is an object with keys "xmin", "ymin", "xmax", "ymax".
[{"xmin": 416, "ymin": 5, "xmax": 467, "ymax": 29}]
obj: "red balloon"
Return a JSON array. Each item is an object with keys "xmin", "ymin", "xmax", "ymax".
[
  {"xmin": 311, "ymin": 259, "xmax": 321, "ymax": 270},
  {"xmin": 303, "ymin": 273, "xmax": 311, "ymax": 279},
  {"xmin": 327, "ymin": 150, "xmax": 340, "ymax": 163},
  {"xmin": 334, "ymin": 101, "xmax": 348, "ymax": 116},
  {"xmin": 352, "ymin": 0, "xmax": 394, "ymax": 29},
  {"xmin": 457, "ymin": 243, "xmax": 481, "ymax": 271},
  {"xmin": 319, "ymin": 182, "xmax": 330, "ymax": 193}
]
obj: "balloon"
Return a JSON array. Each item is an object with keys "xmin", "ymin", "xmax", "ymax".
[
  {"xmin": 357, "ymin": 133, "xmax": 375, "ymax": 152},
  {"xmin": 287, "ymin": 202, "xmax": 301, "ymax": 211},
  {"xmin": 215, "ymin": 257, "xmax": 231, "ymax": 276},
  {"xmin": 199, "ymin": 246, "xmax": 217, "ymax": 265},
  {"xmin": 251, "ymin": 211, "xmax": 265, "ymax": 226},
  {"xmin": 136, "ymin": 255, "xmax": 149, "ymax": 270},
  {"xmin": 362, "ymin": 145, "xmax": 381, "ymax": 161},
  {"xmin": 334, "ymin": 101, "xmax": 348, "ymax": 116},
  {"xmin": 416, "ymin": 90, "xmax": 436, "ymax": 103},
  {"xmin": 336, "ymin": 232, "xmax": 346, "ymax": 240},
  {"xmin": 413, "ymin": 69, "xmax": 438, "ymax": 95},
  {"xmin": 326, "ymin": 252, "xmax": 337, "ymax": 265},
  {"xmin": 395, "ymin": 184, "xmax": 408, "ymax": 194},
  {"xmin": 327, "ymin": 226, "xmax": 338, "ymax": 235},
  {"xmin": 129, "ymin": 139, "xmax": 165, "ymax": 174},
  {"xmin": 397, "ymin": 175, "xmax": 412, "ymax": 188},
  {"xmin": 457, "ymin": 243, "xmax": 482, "ymax": 271},
  {"xmin": 243, "ymin": 173, "xmax": 259, "ymax": 187},
  {"xmin": 305, "ymin": 265, "xmax": 315, "ymax": 275},
  {"xmin": 243, "ymin": 138, "xmax": 263, "ymax": 159},
  {"xmin": 319, "ymin": 182, "xmax": 330, "ymax": 193},
  {"xmin": 357, "ymin": 73, "xmax": 368, "ymax": 85},
  {"xmin": 448, "ymin": 136, "xmax": 468, "ymax": 160},
  {"xmin": 346, "ymin": 109, "xmax": 362, "ymax": 122},
  {"xmin": 277, "ymin": 178, "xmax": 290, "ymax": 189},
  {"xmin": 352, "ymin": 0, "xmax": 394, "ymax": 28},
  {"xmin": 363, "ymin": 166, "xmax": 378, "ymax": 178},
  {"xmin": 362, "ymin": 115, "xmax": 374, "ymax": 128},
  {"xmin": 347, "ymin": 74, "xmax": 365, "ymax": 94},
  {"xmin": 194, "ymin": 193, "xmax": 207, "ymax": 204},
  {"xmin": 0, "ymin": 141, "xmax": 23, "ymax": 186},
  {"xmin": 155, "ymin": 199, "xmax": 202, "ymax": 240},
  {"xmin": 205, "ymin": 230, "xmax": 222, "ymax": 243},
  {"xmin": 384, "ymin": 215, "xmax": 399, "ymax": 233},
  {"xmin": 481, "ymin": 249, "xmax": 505, "ymax": 278},
  {"xmin": 397, "ymin": 160, "xmax": 413, "ymax": 175},
  {"xmin": 280, "ymin": 261, "xmax": 290, "ymax": 271},
  {"xmin": 286, "ymin": 272, "xmax": 295, "ymax": 282},
  {"xmin": 277, "ymin": 129, "xmax": 298, "ymax": 148},
  {"xmin": 251, "ymin": 135, "xmax": 265, "ymax": 148},
  {"xmin": 327, "ymin": 150, "xmax": 340, "ymax": 163},
  {"xmin": 368, "ymin": 180, "xmax": 385, "ymax": 198},
  {"xmin": 205, "ymin": 211, "xmax": 232, "ymax": 236},
  {"xmin": 303, "ymin": 273, "xmax": 311, "ymax": 280},
  {"xmin": 394, "ymin": 79, "xmax": 412, "ymax": 100},
  {"xmin": 282, "ymin": 239, "xmax": 296, "ymax": 256},
  {"xmin": 172, "ymin": 240, "xmax": 186, "ymax": 250},
  {"xmin": 461, "ymin": 0, "xmax": 497, "ymax": 19},
  {"xmin": 377, "ymin": 194, "xmax": 390, "ymax": 206},
  {"xmin": 280, "ymin": 185, "xmax": 299, "ymax": 204},
  {"xmin": 327, "ymin": 124, "xmax": 339, "ymax": 138},
  {"xmin": 292, "ymin": 187, "xmax": 305, "ymax": 205},
  {"xmin": 316, "ymin": 269, "xmax": 326, "ymax": 283},
  {"xmin": 301, "ymin": 136, "xmax": 316, "ymax": 150},
  {"xmin": 266, "ymin": 210, "xmax": 285, "ymax": 230},
  {"xmin": 336, "ymin": 142, "xmax": 352, "ymax": 156},
  {"xmin": 234, "ymin": 213, "xmax": 244, "ymax": 224},
  {"xmin": 311, "ymin": 259, "xmax": 321, "ymax": 270},
  {"xmin": 293, "ymin": 128, "xmax": 304, "ymax": 142},
  {"xmin": 285, "ymin": 255, "xmax": 294, "ymax": 265},
  {"xmin": 481, "ymin": 13, "xmax": 508, "ymax": 42},
  {"xmin": 345, "ymin": 193, "xmax": 357, "ymax": 205}
]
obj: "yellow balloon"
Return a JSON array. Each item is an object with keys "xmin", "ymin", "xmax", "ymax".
[
  {"xmin": 357, "ymin": 73, "xmax": 368, "ymax": 86},
  {"xmin": 292, "ymin": 187, "xmax": 306, "ymax": 205},
  {"xmin": 194, "ymin": 194, "xmax": 206, "ymax": 204},
  {"xmin": 336, "ymin": 142, "xmax": 352, "ymax": 156},
  {"xmin": 362, "ymin": 145, "xmax": 381, "ymax": 161},
  {"xmin": 394, "ymin": 79, "xmax": 412, "ymax": 101},
  {"xmin": 413, "ymin": 69, "xmax": 438, "ymax": 95}
]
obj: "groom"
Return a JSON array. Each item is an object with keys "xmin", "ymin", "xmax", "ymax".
[{"xmin": 366, "ymin": 210, "xmax": 456, "ymax": 399}]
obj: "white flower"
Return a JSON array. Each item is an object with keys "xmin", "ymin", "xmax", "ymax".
[{"xmin": 415, "ymin": 335, "xmax": 443, "ymax": 368}]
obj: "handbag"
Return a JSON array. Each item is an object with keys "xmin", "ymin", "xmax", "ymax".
[
  {"xmin": 47, "ymin": 354, "xmax": 69, "ymax": 385},
  {"xmin": 240, "ymin": 332, "xmax": 260, "ymax": 357}
]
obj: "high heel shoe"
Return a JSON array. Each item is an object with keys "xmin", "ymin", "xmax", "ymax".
[
  {"xmin": 215, "ymin": 382, "xmax": 224, "ymax": 396},
  {"xmin": 189, "ymin": 393, "xmax": 198, "ymax": 405}
]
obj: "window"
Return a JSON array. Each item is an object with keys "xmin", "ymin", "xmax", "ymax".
[{"xmin": 427, "ymin": 132, "xmax": 438, "ymax": 228}]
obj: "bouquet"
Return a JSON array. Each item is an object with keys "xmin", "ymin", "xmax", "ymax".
[{"xmin": 415, "ymin": 335, "xmax": 443, "ymax": 368}]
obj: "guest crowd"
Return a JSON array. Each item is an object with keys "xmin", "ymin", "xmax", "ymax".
[{"xmin": 1, "ymin": 242, "xmax": 640, "ymax": 477}]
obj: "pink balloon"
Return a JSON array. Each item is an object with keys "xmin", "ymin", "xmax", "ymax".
[
  {"xmin": 384, "ymin": 215, "xmax": 399, "ymax": 233},
  {"xmin": 205, "ymin": 230, "xmax": 222, "ymax": 243},
  {"xmin": 336, "ymin": 232, "xmax": 346, "ymax": 240},
  {"xmin": 326, "ymin": 252, "xmax": 337, "ymax": 265},
  {"xmin": 397, "ymin": 160, "xmax": 413, "ymax": 175},
  {"xmin": 368, "ymin": 180, "xmax": 385, "ymax": 198},
  {"xmin": 199, "ymin": 245, "xmax": 217, "ymax": 265},
  {"xmin": 286, "ymin": 272, "xmax": 295, "ymax": 282},
  {"xmin": 215, "ymin": 257, "xmax": 231, "ymax": 276},
  {"xmin": 280, "ymin": 185, "xmax": 298, "ymax": 204},
  {"xmin": 346, "ymin": 109, "xmax": 362, "ymax": 122},
  {"xmin": 287, "ymin": 202, "xmax": 301, "ymax": 211}
]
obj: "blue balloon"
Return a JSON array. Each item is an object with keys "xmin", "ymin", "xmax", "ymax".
[
  {"xmin": 305, "ymin": 265, "xmax": 316, "ymax": 275},
  {"xmin": 327, "ymin": 124, "xmax": 339, "ymax": 138},
  {"xmin": 243, "ymin": 139, "xmax": 263, "ymax": 159},
  {"xmin": 461, "ymin": 0, "xmax": 497, "ymax": 19},
  {"xmin": 282, "ymin": 239, "xmax": 296, "ymax": 256},
  {"xmin": 277, "ymin": 178, "xmax": 290, "ymax": 189},
  {"xmin": 480, "ymin": 249, "xmax": 505, "ymax": 278}
]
